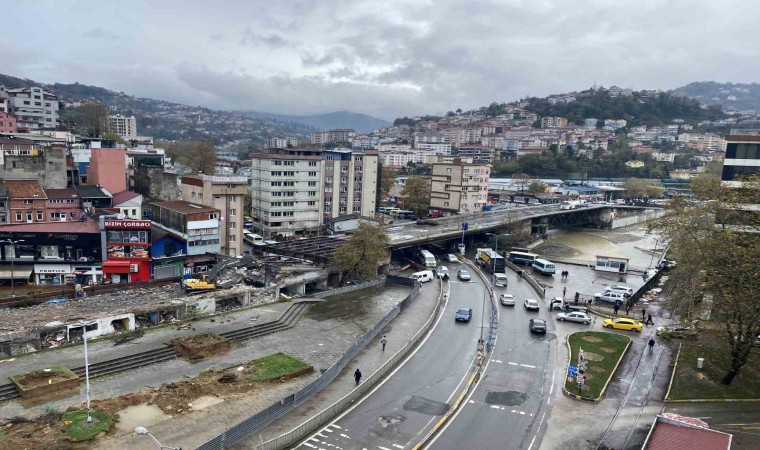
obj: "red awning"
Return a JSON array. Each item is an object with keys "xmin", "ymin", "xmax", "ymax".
[{"xmin": 102, "ymin": 260, "xmax": 131, "ymax": 273}]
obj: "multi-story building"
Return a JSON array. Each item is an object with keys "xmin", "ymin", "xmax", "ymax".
[
  {"xmin": 414, "ymin": 141, "xmax": 452, "ymax": 155},
  {"xmin": 430, "ymin": 159, "xmax": 490, "ymax": 214},
  {"xmin": 0, "ymin": 180, "xmax": 7, "ymax": 224},
  {"xmin": 329, "ymin": 129, "xmax": 356, "ymax": 144},
  {"xmin": 722, "ymin": 134, "xmax": 760, "ymax": 185},
  {"xmin": 268, "ymin": 137, "xmax": 288, "ymax": 149},
  {"xmin": 100, "ymin": 218, "xmax": 152, "ymax": 283},
  {"xmin": 251, "ymin": 148, "xmax": 323, "ymax": 237},
  {"xmin": 0, "ymin": 86, "xmax": 59, "ymax": 129},
  {"xmin": 4, "ymin": 179, "xmax": 48, "ymax": 224},
  {"xmin": 322, "ymin": 148, "xmax": 378, "ymax": 220},
  {"xmin": 0, "ymin": 137, "xmax": 67, "ymax": 189},
  {"xmin": 0, "ymin": 112, "xmax": 17, "ymax": 133},
  {"xmin": 378, "ymin": 143, "xmax": 412, "ymax": 153},
  {"xmin": 180, "ymin": 174, "xmax": 247, "ymax": 256},
  {"xmin": 541, "ymin": 117, "xmax": 568, "ymax": 128},
  {"xmin": 45, "ymin": 188, "xmax": 83, "ymax": 222},
  {"xmin": 311, "ymin": 131, "xmax": 330, "ymax": 145},
  {"xmin": 457, "ymin": 145, "xmax": 497, "ymax": 163},
  {"xmin": 148, "ymin": 200, "xmax": 221, "ymax": 271},
  {"xmin": 107, "ymin": 115, "xmax": 137, "ymax": 139}
]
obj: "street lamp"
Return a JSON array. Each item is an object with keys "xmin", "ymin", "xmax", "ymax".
[
  {"xmin": 649, "ymin": 237, "xmax": 660, "ymax": 269},
  {"xmin": 79, "ymin": 320, "xmax": 95, "ymax": 424},
  {"xmin": 0, "ymin": 239, "xmax": 24, "ymax": 297},
  {"xmin": 134, "ymin": 426, "xmax": 182, "ymax": 450}
]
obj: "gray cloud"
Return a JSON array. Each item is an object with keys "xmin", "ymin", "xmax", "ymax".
[{"xmin": 0, "ymin": 0, "xmax": 757, "ymax": 119}]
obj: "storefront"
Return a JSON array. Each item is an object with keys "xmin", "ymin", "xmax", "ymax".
[
  {"xmin": 34, "ymin": 264, "xmax": 71, "ymax": 285},
  {"xmin": 102, "ymin": 220, "xmax": 152, "ymax": 282}
]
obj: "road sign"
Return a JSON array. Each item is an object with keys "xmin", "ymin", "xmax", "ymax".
[
  {"xmin": 462, "ymin": 222, "xmax": 469, "ymax": 231},
  {"xmin": 568, "ymin": 365, "xmax": 578, "ymax": 376}
]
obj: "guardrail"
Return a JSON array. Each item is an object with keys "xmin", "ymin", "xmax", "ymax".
[{"xmin": 196, "ymin": 279, "xmax": 426, "ymax": 450}]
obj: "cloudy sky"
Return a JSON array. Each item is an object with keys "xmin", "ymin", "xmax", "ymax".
[{"xmin": 1, "ymin": 0, "xmax": 756, "ymax": 119}]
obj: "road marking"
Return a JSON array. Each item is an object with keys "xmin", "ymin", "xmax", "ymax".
[
  {"xmin": 392, "ymin": 444, "xmax": 405, "ymax": 449},
  {"xmin": 339, "ymin": 433, "xmax": 350, "ymax": 439},
  {"xmin": 528, "ymin": 411, "xmax": 546, "ymax": 450}
]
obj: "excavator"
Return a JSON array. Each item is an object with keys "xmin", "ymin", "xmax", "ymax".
[{"xmin": 182, "ymin": 255, "xmax": 258, "ymax": 293}]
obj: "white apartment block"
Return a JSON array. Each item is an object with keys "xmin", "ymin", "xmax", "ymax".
[
  {"xmin": 322, "ymin": 148, "xmax": 378, "ymax": 219},
  {"xmin": 0, "ymin": 86, "xmax": 59, "ymax": 129},
  {"xmin": 415, "ymin": 141, "xmax": 452, "ymax": 155},
  {"xmin": 541, "ymin": 116, "xmax": 568, "ymax": 128},
  {"xmin": 328, "ymin": 129, "xmax": 356, "ymax": 144},
  {"xmin": 311, "ymin": 131, "xmax": 330, "ymax": 145},
  {"xmin": 651, "ymin": 152, "xmax": 676, "ymax": 163},
  {"xmin": 107, "ymin": 115, "xmax": 137, "ymax": 139},
  {"xmin": 430, "ymin": 160, "xmax": 490, "ymax": 214},
  {"xmin": 251, "ymin": 149, "xmax": 324, "ymax": 237},
  {"xmin": 378, "ymin": 143, "xmax": 412, "ymax": 153},
  {"xmin": 379, "ymin": 150, "xmax": 438, "ymax": 167}
]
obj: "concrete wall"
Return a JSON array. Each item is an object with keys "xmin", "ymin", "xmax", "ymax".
[
  {"xmin": 89, "ymin": 148, "xmax": 127, "ymax": 194},
  {"xmin": 134, "ymin": 165, "xmax": 179, "ymax": 201},
  {"xmin": 611, "ymin": 210, "xmax": 667, "ymax": 229},
  {"xmin": 0, "ymin": 144, "xmax": 67, "ymax": 189}
]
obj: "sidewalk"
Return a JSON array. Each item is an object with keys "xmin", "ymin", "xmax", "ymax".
[{"xmin": 95, "ymin": 281, "xmax": 441, "ymax": 450}]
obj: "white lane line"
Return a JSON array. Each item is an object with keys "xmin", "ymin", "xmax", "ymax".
[
  {"xmin": 508, "ymin": 362, "xmax": 518, "ymax": 366},
  {"xmin": 302, "ymin": 443, "xmax": 318, "ymax": 449},
  {"xmin": 339, "ymin": 433, "xmax": 350, "ymax": 439},
  {"xmin": 520, "ymin": 364, "xmax": 537, "ymax": 369},
  {"xmin": 528, "ymin": 411, "xmax": 547, "ymax": 450},
  {"xmin": 392, "ymin": 444, "xmax": 405, "ymax": 449}
]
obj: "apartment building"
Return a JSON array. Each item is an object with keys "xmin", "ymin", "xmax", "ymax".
[
  {"xmin": 430, "ymin": 159, "xmax": 490, "ymax": 214},
  {"xmin": 0, "ymin": 137, "xmax": 68, "ymax": 189},
  {"xmin": 722, "ymin": 135, "xmax": 760, "ymax": 185},
  {"xmin": 268, "ymin": 136, "xmax": 299, "ymax": 149},
  {"xmin": 0, "ymin": 86, "xmax": 59, "ymax": 129},
  {"xmin": 180, "ymin": 175, "xmax": 247, "ymax": 256},
  {"xmin": 0, "ymin": 112, "xmax": 17, "ymax": 133},
  {"xmin": 414, "ymin": 141, "xmax": 452, "ymax": 155},
  {"xmin": 329, "ymin": 129, "xmax": 356, "ymax": 144},
  {"xmin": 107, "ymin": 115, "xmax": 137, "ymax": 139},
  {"xmin": 148, "ymin": 201, "xmax": 222, "ymax": 259},
  {"xmin": 541, "ymin": 117, "xmax": 568, "ymax": 128},
  {"xmin": 322, "ymin": 148, "xmax": 378, "ymax": 220},
  {"xmin": 4, "ymin": 179, "xmax": 48, "ymax": 224},
  {"xmin": 311, "ymin": 131, "xmax": 330, "ymax": 145},
  {"xmin": 251, "ymin": 148, "xmax": 323, "ymax": 237}
]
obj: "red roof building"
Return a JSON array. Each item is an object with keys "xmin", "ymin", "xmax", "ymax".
[{"xmin": 644, "ymin": 414, "xmax": 732, "ymax": 450}]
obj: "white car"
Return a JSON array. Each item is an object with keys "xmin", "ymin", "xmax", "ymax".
[
  {"xmin": 556, "ymin": 311, "xmax": 592, "ymax": 324},
  {"xmin": 500, "ymin": 294, "xmax": 515, "ymax": 306},
  {"xmin": 446, "ymin": 254, "xmax": 459, "ymax": 263},
  {"xmin": 604, "ymin": 285, "xmax": 633, "ymax": 296},
  {"xmin": 436, "ymin": 266, "xmax": 449, "ymax": 278},
  {"xmin": 524, "ymin": 299, "xmax": 540, "ymax": 311}
]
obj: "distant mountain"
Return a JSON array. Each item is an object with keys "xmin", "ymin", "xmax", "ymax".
[
  {"xmin": 240, "ymin": 110, "xmax": 390, "ymax": 133},
  {"xmin": 0, "ymin": 73, "xmax": 314, "ymax": 147},
  {"xmin": 673, "ymin": 81, "xmax": 760, "ymax": 112}
]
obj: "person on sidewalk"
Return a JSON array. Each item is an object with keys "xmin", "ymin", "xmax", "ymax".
[
  {"xmin": 613, "ymin": 303, "xmax": 619, "ymax": 315},
  {"xmin": 354, "ymin": 368, "xmax": 362, "ymax": 386},
  {"xmin": 574, "ymin": 292, "xmax": 580, "ymax": 305},
  {"xmin": 381, "ymin": 335, "xmax": 388, "ymax": 351},
  {"xmin": 642, "ymin": 308, "xmax": 646, "ymax": 321},
  {"xmin": 648, "ymin": 338, "xmax": 655, "ymax": 352},
  {"xmin": 646, "ymin": 313, "xmax": 654, "ymax": 325},
  {"xmin": 563, "ymin": 287, "xmax": 567, "ymax": 298},
  {"xmin": 625, "ymin": 305, "xmax": 630, "ymax": 316}
]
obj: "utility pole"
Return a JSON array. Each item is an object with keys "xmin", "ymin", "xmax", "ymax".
[{"xmin": 1, "ymin": 239, "xmax": 24, "ymax": 297}]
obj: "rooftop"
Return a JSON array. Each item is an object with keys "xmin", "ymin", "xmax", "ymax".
[
  {"xmin": 645, "ymin": 419, "xmax": 731, "ymax": 450},
  {"xmin": 74, "ymin": 184, "xmax": 111, "ymax": 199},
  {"xmin": 45, "ymin": 188, "xmax": 79, "ymax": 199},
  {"xmin": 151, "ymin": 200, "xmax": 220, "ymax": 215},
  {"xmin": 0, "ymin": 218, "xmax": 100, "ymax": 233},
  {"xmin": 111, "ymin": 190, "xmax": 142, "ymax": 205},
  {"xmin": 4, "ymin": 179, "xmax": 47, "ymax": 200}
]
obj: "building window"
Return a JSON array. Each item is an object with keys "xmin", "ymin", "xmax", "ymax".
[
  {"xmin": 192, "ymin": 192, "xmax": 196, "ymax": 200},
  {"xmin": 230, "ymin": 235, "xmax": 236, "ymax": 242},
  {"xmin": 353, "ymin": 206, "xmax": 361, "ymax": 213},
  {"xmin": 308, "ymin": 201, "xmax": 316, "ymax": 206},
  {"xmin": 229, "ymin": 222, "xmax": 236, "ymax": 229},
  {"xmin": 309, "ymin": 161, "xmax": 317, "ymax": 166},
  {"xmin": 26, "ymin": 212, "xmax": 32, "ymax": 221},
  {"xmin": 209, "ymin": 213, "xmax": 219, "ymax": 219},
  {"xmin": 16, "ymin": 213, "xmax": 22, "ymax": 221},
  {"xmin": 229, "ymin": 208, "xmax": 236, "ymax": 216},
  {"xmin": 308, "ymin": 171, "xmax": 317, "ymax": 176},
  {"xmin": 308, "ymin": 191, "xmax": 316, "ymax": 196},
  {"xmin": 308, "ymin": 181, "xmax": 316, "ymax": 187},
  {"xmin": 23, "ymin": 199, "xmax": 33, "ymax": 204},
  {"xmin": 198, "ymin": 193, "xmax": 203, "ymax": 202}
]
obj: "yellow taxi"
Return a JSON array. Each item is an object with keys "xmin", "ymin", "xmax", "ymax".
[{"xmin": 602, "ymin": 317, "xmax": 643, "ymax": 332}]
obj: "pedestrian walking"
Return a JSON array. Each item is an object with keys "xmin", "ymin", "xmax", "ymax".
[
  {"xmin": 354, "ymin": 368, "xmax": 362, "ymax": 386},
  {"xmin": 642, "ymin": 308, "xmax": 646, "ymax": 321},
  {"xmin": 563, "ymin": 287, "xmax": 567, "ymax": 298},
  {"xmin": 574, "ymin": 292, "xmax": 580, "ymax": 305},
  {"xmin": 646, "ymin": 313, "xmax": 654, "ymax": 325},
  {"xmin": 614, "ymin": 304, "xmax": 619, "ymax": 315},
  {"xmin": 565, "ymin": 270, "xmax": 569, "ymax": 280},
  {"xmin": 625, "ymin": 305, "xmax": 630, "ymax": 316},
  {"xmin": 380, "ymin": 335, "xmax": 388, "ymax": 351},
  {"xmin": 648, "ymin": 338, "xmax": 655, "ymax": 352}
]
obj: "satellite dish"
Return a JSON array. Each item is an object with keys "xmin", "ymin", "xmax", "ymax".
[{"xmin": 117, "ymin": 213, "xmax": 126, "ymax": 219}]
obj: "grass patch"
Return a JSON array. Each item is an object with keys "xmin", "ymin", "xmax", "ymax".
[
  {"xmin": 565, "ymin": 331, "xmax": 631, "ymax": 399},
  {"xmin": 247, "ymin": 353, "xmax": 311, "ymax": 382},
  {"xmin": 668, "ymin": 337, "xmax": 760, "ymax": 400},
  {"xmin": 62, "ymin": 410, "xmax": 113, "ymax": 441}
]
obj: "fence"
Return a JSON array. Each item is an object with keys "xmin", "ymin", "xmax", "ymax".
[{"xmin": 197, "ymin": 278, "xmax": 425, "ymax": 450}]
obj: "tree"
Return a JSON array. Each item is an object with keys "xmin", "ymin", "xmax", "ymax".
[
  {"xmin": 101, "ymin": 132, "xmax": 129, "ymax": 147},
  {"xmin": 162, "ymin": 140, "xmax": 217, "ymax": 174},
  {"xmin": 78, "ymin": 102, "xmax": 109, "ymax": 137},
  {"xmin": 333, "ymin": 223, "xmax": 390, "ymax": 279},
  {"xmin": 379, "ymin": 165, "xmax": 397, "ymax": 198},
  {"xmin": 653, "ymin": 177, "xmax": 760, "ymax": 385},
  {"xmin": 401, "ymin": 176, "xmax": 431, "ymax": 216},
  {"xmin": 527, "ymin": 180, "xmax": 547, "ymax": 195},
  {"xmin": 513, "ymin": 173, "xmax": 532, "ymax": 194},
  {"xmin": 623, "ymin": 178, "xmax": 649, "ymax": 199}
]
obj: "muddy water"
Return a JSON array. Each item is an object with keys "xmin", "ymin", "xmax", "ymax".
[
  {"xmin": 536, "ymin": 226, "xmax": 664, "ymax": 268},
  {"xmin": 115, "ymin": 404, "xmax": 171, "ymax": 431}
]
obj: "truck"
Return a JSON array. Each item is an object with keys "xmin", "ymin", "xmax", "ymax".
[
  {"xmin": 476, "ymin": 248, "xmax": 506, "ymax": 274},
  {"xmin": 182, "ymin": 255, "xmax": 257, "ymax": 293},
  {"xmin": 560, "ymin": 200, "xmax": 581, "ymax": 210}
]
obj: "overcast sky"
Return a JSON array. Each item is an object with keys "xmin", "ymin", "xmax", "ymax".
[{"xmin": 2, "ymin": 0, "xmax": 756, "ymax": 119}]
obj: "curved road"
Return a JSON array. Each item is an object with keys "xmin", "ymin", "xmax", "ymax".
[
  {"xmin": 295, "ymin": 262, "xmax": 487, "ymax": 449},
  {"xmin": 430, "ymin": 267, "xmax": 557, "ymax": 450}
]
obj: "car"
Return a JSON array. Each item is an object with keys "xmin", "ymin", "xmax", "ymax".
[
  {"xmin": 529, "ymin": 318, "xmax": 547, "ymax": 334},
  {"xmin": 455, "ymin": 307, "xmax": 473, "ymax": 322},
  {"xmin": 436, "ymin": 266, "xmax": 449, "ymax": 279},
  {"xmin": 524, "ymin": 299, "xmax": 540, "ymax": 311},
  {"xmin": 656, "ymin": 325, "xmax": 698, "ymax": 340},
  {"xmin": 603, "ymin": 317, "xmax": 643, "ymax": 332},
  {"xmin": 457, "ymin": 269, "xmax": 471, "ymax": 281},
  {"xmin": 595, "ymin": 292, "xmax": 627, "ymax": 304},
  {"xmin": 604, "ymin": 285, "xmax": 633, "ymax": 296},
  {"xmin": 446, "ymin": 254, "xmax": 459, "ymax": 263},
  {"xmin": 556, "ymin": 311, "xmax": 592, "ymax": 324},
  {"xmin": 500, "ymin": 294, "xmax": 515, "ymax": 306}
]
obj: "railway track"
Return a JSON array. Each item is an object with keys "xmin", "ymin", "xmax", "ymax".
[{"xmin": 0, "ymin": 301, "xmax": 314, "ymax": 402}]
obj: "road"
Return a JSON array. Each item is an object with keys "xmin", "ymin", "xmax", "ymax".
[
  {"xmin": 294, "ymin": 260, "xmax": 487, "ymax": 449},
  {"xmin": 429, "ymin": 266, "xmax": 557, "ymax": 450}
]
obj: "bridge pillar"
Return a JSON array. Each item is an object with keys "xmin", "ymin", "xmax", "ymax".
[{"xmin": 531, "ymin": 217, "xmax": 549, "ymax": 237}]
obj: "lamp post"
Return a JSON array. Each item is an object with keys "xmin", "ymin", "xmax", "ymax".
[
  {"xmin": 0, "ymin": 239, "xmax": 24, "ymax": 297},
  {"xmin": 649, "ymin": 237, "xmax": 660, "ymax": 269},
  {"xmin": 134, "ymin": 426, "xmax": 182, "ymax": 450},
  {"xmin": 80, "ymin": 320, "xmax": 94, "ymax": 423}
]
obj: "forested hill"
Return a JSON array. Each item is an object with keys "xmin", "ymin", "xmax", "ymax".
[
  {"xmin": 524, "ymin": 89, "xmax": 723, "ymax": 126},
  {"xmin": 673, "ymin": 81, "xmax": 760, "ymax": 112}
]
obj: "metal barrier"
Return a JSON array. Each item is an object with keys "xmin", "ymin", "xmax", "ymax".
[{"xmin": 196, "ymin": 280, "xmax": 423, "ymax": 450}]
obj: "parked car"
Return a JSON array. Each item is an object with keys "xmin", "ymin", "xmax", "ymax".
[
  {"xmin": 556, "ymin": 311, "xmax": 592, "ymax": 325},
  {"xmin": 436, "ymin": 266, "xmax": 449, "ymax": 279},
  {"xmin": 446, "ymin": 254, "xmax": 459, "ymax": 263},
  {"xmin": 603, "ymin": 317, "xmax": 643, "ymax": 332},
  {"xmin": 529, "ymin": 318, "xmax": 547, "ymax": 334},
  {"xmin": 524, "ymin": 299, "xmax": 540, "ymax": 311},
  {"xmin": 656, "ymin": 325, "xmax": 698, "ymax": 340},
  {"xmin": 595, "ymin": 292, "xmax": 627, "ymax": 304},
  {"xmin": 604, "ymin": 285, "xmax": 633, "ymax": 296},
  {"xmin": 457, "ymin": 269, "xmax": 471, "ymax": 281},
  {"xmin": 500, "ymin": 294, "xmax": 515, "ymax": 306},
  {"xmin": 455, "ymin": 307, "xmax": 473, "ymax": 322}
]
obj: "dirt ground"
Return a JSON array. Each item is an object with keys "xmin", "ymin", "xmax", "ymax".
[{"xmin": 0, "ymin": 362, "xmax": 308, "ymax": 450}]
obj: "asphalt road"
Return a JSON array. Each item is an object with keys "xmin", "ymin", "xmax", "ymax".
[
  {"xmin": 663, "ymin": 402, "xmax": 760, "ymax": 449},
  {"xmin": 294, "ymin": 260, "xmax": 487, "ymax": 450},
  {"xmin": 430, "ymin": 267, "xmax": 557, "ymax": 450}
]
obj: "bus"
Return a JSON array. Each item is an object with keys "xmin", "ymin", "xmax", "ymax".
[
  {"xmin": 532, "ymin": 258, "xmax": 556, "ymax": 276},
  {"xmin": 417, "ymin": 249, "xmax": 437, "ymax": 268},
  {"xmin": 243, "ymin": 230, "xmax": 264, "ymax": 245},
  {"xmin": 476, "ymin": 248, "xmax": 506, "ymax": 273},
  {"xmin": 507, "ymin": 251, "xmax": 539, "ymax": 265}
]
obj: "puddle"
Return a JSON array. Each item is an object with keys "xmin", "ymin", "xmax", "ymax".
[
  {"xmin": 402, "ymin": 395, "xmax": 450, "ymax": 415},
  {"xmin": 116, "ymin": 404, "xmax": 170, "ymax": 431},
  {"xmin": 189, "ymin": 395, "xmax": 224, "ymax": 410},
  {"xmin": 485, "ymin": 390, "xmax": 528, "ymax": 406}
]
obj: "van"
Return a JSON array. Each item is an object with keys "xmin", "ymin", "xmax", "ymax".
[
  {"xmin": 615, "ymin": 199, "xmax": 626, "ymax": 205},
  {"xmin": 532, "ymin": 258, "xmax": 556, "ymax": 275},
  {"xmin": 410, "ymin": 270, "xmax": 434, "ymax": 283},
  {"xmin": 493, "ymin": 273, "xmax": 508, "ymax": 287},
  {"xmin": 418, "ymin": 249, "xmax": 437, "ymax": 268}
]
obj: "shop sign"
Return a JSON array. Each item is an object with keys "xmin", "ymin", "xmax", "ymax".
[
  {"xmin": 34, "ymin": 265, "xmax": 71, "ymax": 274},
  {"xmin": 104, "ymin": 220, "xmax": 151, "ymax": 230}
]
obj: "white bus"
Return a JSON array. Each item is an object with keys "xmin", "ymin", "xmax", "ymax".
[
  {"xmin": 418, "ymin": 249, "xmax": 437, "ymax": 268},
  {"xmin": 243, "ymin": 230, "xmax": 264, "ymax": 245},
  {"xmin": 532, "ymin": 258, "xmax": 556, "ymax": 276}
]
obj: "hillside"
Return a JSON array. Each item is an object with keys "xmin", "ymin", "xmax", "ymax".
[
  {"xmin": 673, "ymin": 81, "xmax": 760, "ymax": 112},
  {"xmin": 523, "ymin": 89, "xmax": 724, "ymax": 126},
  {"xmin": 0, "ymin": 73, "xmax": 314, "ymax": 147},
  {"xmin": 240, "ymin": 110, "xmax": 390, "ymax": 133}
]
